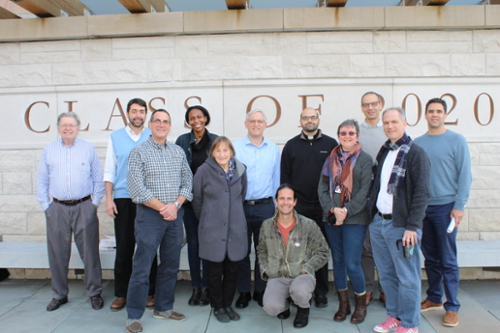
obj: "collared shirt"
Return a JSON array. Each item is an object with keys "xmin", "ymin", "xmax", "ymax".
[
  {"xmin": 361, "ymin": 119, "xmax": 383, "ymax": 128},
  {"xmin": 36, "ymin": 138, "xmax": 105, "ymax": 211},
  {"xmin": 103, "ymin": 125, "xmax": 148, "ymax": 183},
  {"xmin": 127, "ymin": 137, "xmax": 193, "ymax": 205},
  {"xmin": 376, "ymin": 147, "xmax": 400, "ymax": 214},
  {"xmin": 233, "ymin": 135, "xmax": 280, "ymax": 200}
]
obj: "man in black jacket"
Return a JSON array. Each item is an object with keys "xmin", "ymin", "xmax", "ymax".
[
  {"xmin": 367, "ymin": 107, "xmax": 430, "ymax": 333},
  {"xmin": 280, "ymin": 107, "xmax": 337, "ymax": 307}
]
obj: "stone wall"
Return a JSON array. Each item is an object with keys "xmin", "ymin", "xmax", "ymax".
[{"xmin": 0, "ymin": 7, "xmax": 500, "ymax": 248}]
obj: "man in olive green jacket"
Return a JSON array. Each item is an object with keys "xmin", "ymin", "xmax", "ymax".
[{"xmin": 257, "ymin": 184, "xmax": 330, "ymax": 328}]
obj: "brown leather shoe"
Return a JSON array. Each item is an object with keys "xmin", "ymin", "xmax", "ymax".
[
  {"xmin": 365, "ymin": 292, "xmax": 373, "ymax": 306},
  {"xmin": 334, "ymin": 289, "xmax": 351, "ymax": 322},
  {"xmin": 379, "ymin": 293, "xmax": 386, "ymax": 306},
  {"xmin": 443, "ymin": 310, "xmax": 459, "ymax": 327},
  {"xmin": 351, "ymin": 293, "xmax": 367, "ymax": 324},
  {"xmin": 420, "ymin": 299, "xmax": 443, "ymax": 312},
  {"xmin": 146, "ymin": 295, "xmax": 155, "ymax": 309},
  {"xmin": 110, "ymin": 297, "xmax": 126, "ymax": 311}
]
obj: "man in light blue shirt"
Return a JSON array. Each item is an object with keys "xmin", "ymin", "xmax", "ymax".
[
  {"xmin": 233, "ymin": 109, "xmax": 280, "ymax": 308},
  {"xmin": 415, "ymin": 98, "xmax": 472, "ymax": 328},
  {"xmin": 36, "ymin": 112, "xmax": 105, "ymax": 312}
]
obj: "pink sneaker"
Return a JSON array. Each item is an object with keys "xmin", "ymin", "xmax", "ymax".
[
  {"xmin": 394, "ymin": 327, "xmax": 418, "ymax": 333},
  {"xmin": 373, "ymin": 316, "xmax": 401, "ymax": 333}
]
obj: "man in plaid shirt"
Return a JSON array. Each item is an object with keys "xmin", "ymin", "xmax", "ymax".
[{"xmin": 125, "ymin": 109, "xmax": 193, "ymax": 333}]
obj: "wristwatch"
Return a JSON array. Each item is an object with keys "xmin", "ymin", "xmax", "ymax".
[{"xmin": 174, "ymin": 201, "xmax": 181, "ymax": 209}]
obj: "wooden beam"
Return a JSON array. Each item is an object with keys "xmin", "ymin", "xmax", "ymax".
[
  {"xmin": 325, "ymin": 0, "xmax": 348, "ymax": 7},
  {"xmin": 0, "ymin": 6, "xmax": 20, "ymax": 18},
  {"xmin": 9, "ymin": 0, "xmax": 89, "ymax": 17},
  {"xmin": 226, "ymin": 0, "xmax": 246, "ymax": 10},
  {"xmin": 117, "ymin": 0, "xmax": 168, "ymax": 13}
]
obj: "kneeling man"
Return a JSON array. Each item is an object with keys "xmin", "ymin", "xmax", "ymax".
[{"xmin": 257, "ymin": 184, "xmax": 330, "ymax": 329}]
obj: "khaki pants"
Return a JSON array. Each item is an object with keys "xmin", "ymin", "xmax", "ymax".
[{"xmin": 263, "ymin": 274, "xmax": 315, "ymax": 316}]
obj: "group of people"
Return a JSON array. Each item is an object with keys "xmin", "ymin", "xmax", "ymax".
[{"xmin": 36, "ymin": 91, "xmax": 471, "ymax": 333}]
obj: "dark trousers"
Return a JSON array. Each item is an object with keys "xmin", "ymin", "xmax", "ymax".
[
  {"xmin": 114, "ymin": 199, "xmax": 157, "ymax": 298},
  {"xmin": 422, "ymin": 202, "xmax": 460, "ymax": 312},
  {"xmin": 46, "ymin": 200, "xmax": 102, "ymax": 299},
  {"xmin": 237, "ymin": 200, "xmax": 275, "ymax": 294},
  {"xmin": 126, "ymin": 205, "xmax": 183, "ymax": 320},
  {"xmin": 183, "ymin": 204, "xmax": 208, "ymax": 289},
  {"xmin": 295, "ymin": 203, "xmax": 330, "ymax": 297},
  {"xmin": 208, "ymin": 257, "xmax": 239, "ymax": 309}
]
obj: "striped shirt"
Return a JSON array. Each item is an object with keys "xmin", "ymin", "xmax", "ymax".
[
  {"xmin": 36, "ymin": 138, "xmax": 105, "ymax": 211},
  {"xmin": 127, "ymin": 137, "xmax": 193, "ymax": 205}
]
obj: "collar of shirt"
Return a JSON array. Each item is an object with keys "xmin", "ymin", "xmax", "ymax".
[
  {"xmin": 362, "ymin": 120, "xmax": 383, "ymax": 128},
  {"xmin": 243, "ymin": 135, "xmax": 268, "ymax": 148},
  {"xmin": 300, "ymin": 129, "xmax": 322, "ymax": 141},
  {"xmin": 58, "ymin": 137, "xmax": 79, "ymax": 148}
]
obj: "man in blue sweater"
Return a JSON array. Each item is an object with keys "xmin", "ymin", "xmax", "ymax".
[
  {"xmin": 104, "ymin": 98, "xmax": 157, "ymax": 311},
  {"xmin": 415, "ymin": 98, "xmax": 472, "ymax": 328}
]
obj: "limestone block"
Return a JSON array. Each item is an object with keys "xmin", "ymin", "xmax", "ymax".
[
  {"xmin": 386, "ymin": 54, "xmax": 450, "ymax": 77},
  {"xmin": 373, "ymin": 31, "xmax": 406, "ymax": 53},
  {"xmin": 27, "ymin": 212, "xmax": 46, "ymax": 235},
  {"xmin": 175, "ymin": 35, "xmax": 208, "ymax": 58},
  {"xmin": 480, "ymin": 153, "xmax": 500, "ymax": 166},
  {"xmin": 274, "ymin": 33, "xmax": 307, "ymax": 55},
  {"xmin": 182, "ymin": 56, "xmax": 247, "ymax": 80},
  {"xmin": 98, "ymin": 212, "xmax": 113, "ymax": 237},
  {"xmin": 81, "ymin": 39, "xmax": 112, "ymax": 62},
  {"xmin": 385, "ymin": 6, "xmax": 484, "ymax": 29},
  {"xmin": 349, "ymin": 54, "xmax": 385, "ymax": 77},
  {"xmin": 88, "ymin": 12, "xmax": 183, "ymax": 37},
  {"xmin": 480, "ymin": 232, "xmax": 500, "ymax": 241},
  {"xmin": 0, "ymin": 195, "xmax": 41, "ymax": 212},
  {"xmin": 184, "ymin": 9, "xmax": 283, "ymax": 34},
  {"xmin": 0, "ymin": 43, "xmax": 20, "ymax": 64},
  {"xmin": 113, "ymin": 36, "xmax": 174, "ymax": 49},
  {"xmin": 0, "ymin": 175, "xmax": 2, "ymax": 194},
  {"xmin": 308, "ymin": 41, "xmax": 372, "ymax": 55},
  {"xmin": 25, "ymin": 269, "xmax": 51, "ymax": 279},
  {"xmin": 469, "ymin": 143, "xmax": 480, "ymax": 166},
  {"xmin": 113, "ymin": 47, "xmax": 174, "ymax": 60},
  {"xmin": 7, "ymin": 268, "xmax": 25, "ymax": 279},
  {"xmin": 485, "ymin": 5, "xmax": 500, "ymax": 27},
  {"xmin": 460, "ymin": 209, "xmax": 469, "ymax": 231},
  {"xmin": 0, "ymin": 16, "xmax": 87, "ymax": 42},
  {"xmin": 84, "ymin": 60, "xmax": 148, "ymax": 84},
  {"xmin": 407, "ymin": 41, "xmax": 472, "ymax": 54},
  {"xmin": 1, "ymin": 235, "xmax": 46, "ymax": 242},
  {"xmin": 477, "ymin": 142, "xmax": 500, "ymax": 154},
  {"xmin": 473, "ymin": 30, "xmax": 500, "ymax": 52},
  {"xmin": 483, "ymin": 270, "xmax": 500, "ymax": 279},
  {"xmin": 282, "ymin": 54, "xmax": 349, "ymax": 78},
  {"xmin": 247, "ymin": 56, "xmax": 283, "ymax": 79},
  {"xmin": 459, "ymin": 267, "xmax": 482, "ymax": 280},
  {"xmin": 456, "ymin": 232, "xmax": 479, "ymax": 241},
  {"xmin": 20, "ymin": 40, "xmax": 80, "ymax": 53},
  {"xmin": 451, "ymin": 54, "xmax": 485, "ymax": 76},
  {"xmin": 102, "ymin": 269, "xmax": 114, "ymax": 280},
  {"xmin": 148, "ymin": 58, "xmax": 183, "ymax": 82},
  {"xmin": 52, "ymin": 62, "xmax": 85, "ymax": 86},
  {"xmin": 0, "ymin": 63, "xmax": 51, "ymax": 88},
  {"xmin": 469, "ymin": 209, "xmax": 500, "ymax": 232},
  {"xmin": 208, "ymin": 34, "xmax": 274, "ymax": 57},
  {"xmin": 3, "ymin": 173, "xmax": 32, "ymax": 195},
  {"xmin": 407, "ymin": 30, "xmax": 472, "ymax": 42},
  {"xmin": 284, "ymin": 7, "xmax": 384, "ymax": 31},
  {"xmin": 486, "ymin": 54, "xmax": 500, "ymax": 75},
  {"xmin": 308, "ymin": 31, "xmax": 372, "ymax": 43},
  {"xmin": 0, "ymin": 151, "xmax": 36, "ymax": 173},
  {"xmin": 0, "ymin": 213, "xmax": 27, "ymax": 234},
  {"xmin": 472, "ymin": 166, "xmax": 500, "ymax": 190},
  {"xmin": 468, "ymin": 190, "xmax": 500, "ymax": 209}
]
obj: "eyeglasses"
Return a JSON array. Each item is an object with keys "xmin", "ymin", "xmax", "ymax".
[
  {"xmin": 301, "ymin": 115, "xmax": 319, "ymax": 121},
  {"xmin": 362, "ymin": 101, "xmax": 380, "ymax": 108},
  {"xmin": 151, "ymin": 119, "xmax": 170, "ymax": 126},
  {"xmin": 339, "ymin": 131, "xmax": 358, "ymax": 137},
  {"xmin": 247, "ymin": 120, "xmax": 265, "ymax": 124},
  {"xmin": 58, "ymin": 124, "xmax": 77, "ymax": 129}
]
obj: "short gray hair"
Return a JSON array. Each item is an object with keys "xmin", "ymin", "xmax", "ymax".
[
  {"xmin": 337, "ymin": 119, "xmax": 360, "ymax": 136},
  {"xmin": 245, "ymin": 109, "xmax": 267, "ymax": 122},
  {"xmin": 382, "ymin": 107, "xmax": 406, "ymax": 122},
  {"xmin": 57, "ymin": 112, "xmax": 81, "ymax": 127}
]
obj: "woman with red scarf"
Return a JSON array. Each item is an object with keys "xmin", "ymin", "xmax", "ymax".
[{"xmin": 318, "ymin": 119, "xmax": 373, "ymax": 325}]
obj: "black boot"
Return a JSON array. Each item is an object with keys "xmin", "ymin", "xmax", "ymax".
[
  {"xmin": 199, "ymin": 288, "xmax": 210, "ymax": 306},
  {"xmin": 293, "ymin": 307, "xmax": 309, "ymax": 328},
  {"xmin": 188, "ymin": 288, "xmax": 201, "ymax": 306}
]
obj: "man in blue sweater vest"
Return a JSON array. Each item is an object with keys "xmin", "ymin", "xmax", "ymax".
[
  {"xmin": 415, "ymin": 98, "xmax": 472, "ymax": 328},
  {"xmin": 104, "ymin": 98, "xmax": 157, "ymax": 311}
]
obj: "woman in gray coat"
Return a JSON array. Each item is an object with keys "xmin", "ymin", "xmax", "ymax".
[{"xmin": 192, "ymin": 136, "xmax": 248, "ymax": 323}]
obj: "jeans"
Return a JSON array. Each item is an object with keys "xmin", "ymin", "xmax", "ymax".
[
  {"xmin": 113, "ymin": 198, "xmax": 157, "ymax": 297},
  {"xmin": 127, "ymin": 205, "xmax": 184, "ymax": 320},
  {"xmin": 324, "ymin": 223, "xmax": 367, "ymax": 293},
  {"xmin": 370, "ymin": 214, "xmax": 422, "ymax": 329},
  {"xmin": 237, "ymin": 200, "xmax": 275, "ymax": 294},
  {"xmin": 183, "ymin": 205, "xmax": 208, "ymax": 289},
  {"xmin": 421, "ymin": 202, "xmax": 460, "ymax": 312}
]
